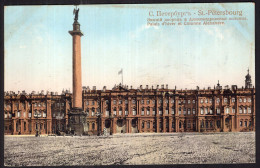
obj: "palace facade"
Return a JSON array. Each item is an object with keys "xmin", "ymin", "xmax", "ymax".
[{"xmin": 4, "ymin": 71, "xmax": 255, "ymax": 135}]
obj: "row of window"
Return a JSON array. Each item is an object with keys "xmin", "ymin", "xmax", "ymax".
[
  {"xmin": 240, "ymin": 120, "xmax": 252, "ymax": 127},
  {"xmin": 84, "ymin": 97, "xmax": 252, "ymax": 106},
  {"xmin": 4, "ymin": 110, "xmax": 47, "ymax": 118}
]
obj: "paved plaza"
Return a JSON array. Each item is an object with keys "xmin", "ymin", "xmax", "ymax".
[{"xmin": 4, "ymin": 132, "xmax": 255, "ymax": 166}]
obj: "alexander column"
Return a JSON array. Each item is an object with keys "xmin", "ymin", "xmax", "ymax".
[{"xmin": 68, "ymin": 6, "xmax": 87, "ymax": 135}]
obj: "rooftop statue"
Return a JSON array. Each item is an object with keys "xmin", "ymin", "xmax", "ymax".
[{"xmin": 73, "ymin": 7, "xmax": 79, "ymax": 22}]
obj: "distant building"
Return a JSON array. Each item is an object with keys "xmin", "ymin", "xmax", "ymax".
[{"xmin": 4, "ymin": 70, "xmax": 255, "ymax": 135}]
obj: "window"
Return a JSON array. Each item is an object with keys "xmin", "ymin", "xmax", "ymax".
[
  {"xmin": 92, "ymin": 108, "xmax": 95, "ymax": 116},
  {"xmin": 133, "ymin": 108, "xmax": 137, "ymax": 116},
  {"xmin": 188, "ymin": 108, "xmax": 191, "ymax": 115},
  {"xmin": 179, "ymin": 122, "xmax": 182, "ymax": 128},
  {"xmin": 159, "ymin": 108, "xmax": 162, "ymax": 115},
  {"xmin": 183, "ymin": 100, "xmax": 186, "ymax": 104},
  {"xmin": 188, "ymin": 100, "xmax": 191, "ymax": 104},
  {"xmin": 152, "ymin": 100, "xmax": 155, "ymax": 104},
  {"xmin": 152, "ymin": 108, "xmax": 156, "ymax": 115},
  {"xmin": 217, "ymin": 120, "xmax": 221, "ymax": 128},
  {"xmin": 113, "ymin": 100, "xmax": 116, "ymax": 105},
  {"xmin": 147, "ymin": 122, "xmax": 150, "ymax": 129},
  {"xmin": 119, "ymin": 107, "xmax": 122, "ymax": 115},
  {"xmin": 232, "ymin": 107, "xmax": 235, "ymax": 113},
  {"xmin": 4, "ymin": 113, "xmax": 7, "ymax": 118},
  {"xmin": 240, "ymin": 121, "xmax": 243, "ymax": 127},
  {"xmin": 29, "ymin": 113, "xmax": 31, "ymax": 118},
  {"xmin": 141, "ymin": 108, "xmax": 144, "ymax": 116},
  {"xmin": 248, "ymin": 107, "xmax": 251, "ymax": 114},
  {"xmin": 210, "ymin": 108, "xmax": 213, "ymax": 114},
  {"xmin": 56, "ymin": 103, "xmax": 59, "ymax": 107},
  {"xmin": 216, "ymin": 98, "xmax": 220, "ymax": 103},
  {"xmin": 232, "ymin": 98, "xmax": 235, "ymax": 103},
  {"xmin": 239, "ymin": 98, "xmax": 242, "ymax": 103},
  {"xmin": 171, "ymin": 107, "xmax": 175, "ymax": 114},
  {"xmin": 200, "ymin": 99, "xmax": 203, "ymax": 104},
  {"xmin": 171, "ymin": 98, "xmax": 174, "ymax": 104},
  {"xmin": 178, "ymin": 100, "xmax": 181, "ymax": 104},
  {"xmin": 179, "ymin": 108, "xmax": 182, "ymax": 115},
  {"xmin": 217, "ymin": 108, "xmax": 220, "ymax": 114},
  {"xmin": 239, "ymin": 107, "xmax": 242, "ymax": 113},
  {"xmin": 141, "ymin": 100, "xmax": 144, "ymax": 104},
  {"xmin": 193, "ymin": 99, "xmax": 195, "ymax": 104},
  {"xmin": 172, "ymin": 122, "xmax": 175, "ymax": 129},
  {"xmin": 205, "ymin": 99, "xmax": 208, "ymax": 103},
  {"xmin": 244, "ymin": 107, "xmax": 247, "ymax": 114},
  {"xmin": 165, "ymin": 108, "xmax": 169, "ymax": 115},
  {"xmin": 183, "ymin": 108, "xmax": 186, "ymax": 115},
  {"xmin": 17, "ymin": 111, "xmax": 21, "ymax": 118},
  {"xmin": 209, "ymin": 99, "xmax": 212, "ymax": 104},
  {"xmin": 147, "ymin": 108, "xmax": 150, "ymax": 115},
  {"xmin": 225, "ymin": 107, "xmax": 229, "ymax": 114},
  {"xmin": 113, "ymin": 108, "xmax": 117, "ymax": 116},
  {"xmin": 200, "ymin": 108, "xmax": 204, "ymax": 115},
  {"xmin": 38, "ymin": 103, "xmax": 41, "ymax": 107},
  {"xmin": 132, "ymin": 99, "xmax": 136, "ymax": 104},
  {"xmin": 43, "ymin": 112, "xmax": 46, "ymax": 118},
  {"xmin": 201, "ymin": 120, "xmax": 204, "ymax": 128},
  {"xmin": 192, "ymin": 108, "xmax": 196, "ymax": 114},
  {"xmin": 205, "ymin": 108, "xmax": 208, "ymax": 114},
  {"xmin": 24, "ymin": 112, "xmax": 26, "ymax": 118},
  {"xmin": 106, "ymin": 109, "xmax": 109, "ymax": 116},
  {"xmin": 61, "ymin": 103, "xmax": 64, "ymax": 106},
  {"xmin": 224, "ymin": 98, "xmax": 228, "ymax": 103},
  {"xmin": 244, "ymin": 98, "xmax": 246, "ymax": 103},
  {"xmin": 165, "ymin": 99, "xmax": 169, "ymax": 104},
  {"xmin": 249, "ymin": 121, "xmax": 252, "ymax": 127},
  {"xmin": 125, "ymin": 100, "xmax": 128, "ymax": 104},
  {"xmin": 34, "ymin": 103, "xmax": 37, "ymax": 107},
  {"xmin": 86, "ymin": 101, "xmax": 89, "ymax": 105},
  {"xmin": 244, "ymin": 121, "xmax": 247, "ymax": 127},
  {"xmin": 146, "ymin": 100, "xmax": 150, "ymax": 104},
  {"xmin": 248, "ymin": 98, "xmax": 251, "ymax": 102},
  {"xmin": 92, "ymin": 101, "xmax": 95, "ymax": 105},
  {"xmin": 119, "ymin": 100, "xmax": 122, "ymax": 105},
  {"xmin": 142, "ymin": 122, "xmax": 145, "ymax": 128},
  {"xmin": 159, "ymin": 99, "xmax": 162, "ymax": 104}
]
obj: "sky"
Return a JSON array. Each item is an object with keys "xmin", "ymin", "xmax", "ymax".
[{"xmin": 4, "ymin": 3, "xmax": 255, "ymax": 93}]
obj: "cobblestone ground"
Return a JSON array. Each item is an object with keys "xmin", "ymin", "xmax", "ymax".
[{"xmin": 4, "ymin": 132, "xmax": 255, "ymax": 166}]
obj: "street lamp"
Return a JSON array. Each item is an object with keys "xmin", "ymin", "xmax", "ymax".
[
  {"xmin": 96, "ymin": 111, "xmax": 103, "ymax": 136},
  {"xmin": 34, "ymin": 109, "xmax": 41, "ymax": 137}
]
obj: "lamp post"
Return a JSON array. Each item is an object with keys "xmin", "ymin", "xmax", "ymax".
[
  {"xmin": 34, "ymin": 109, "xmax": 41, "ymax": 137},
  {"xmin": 96, "ymin": 111, "xmax": 103, "ymax": 136}
]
